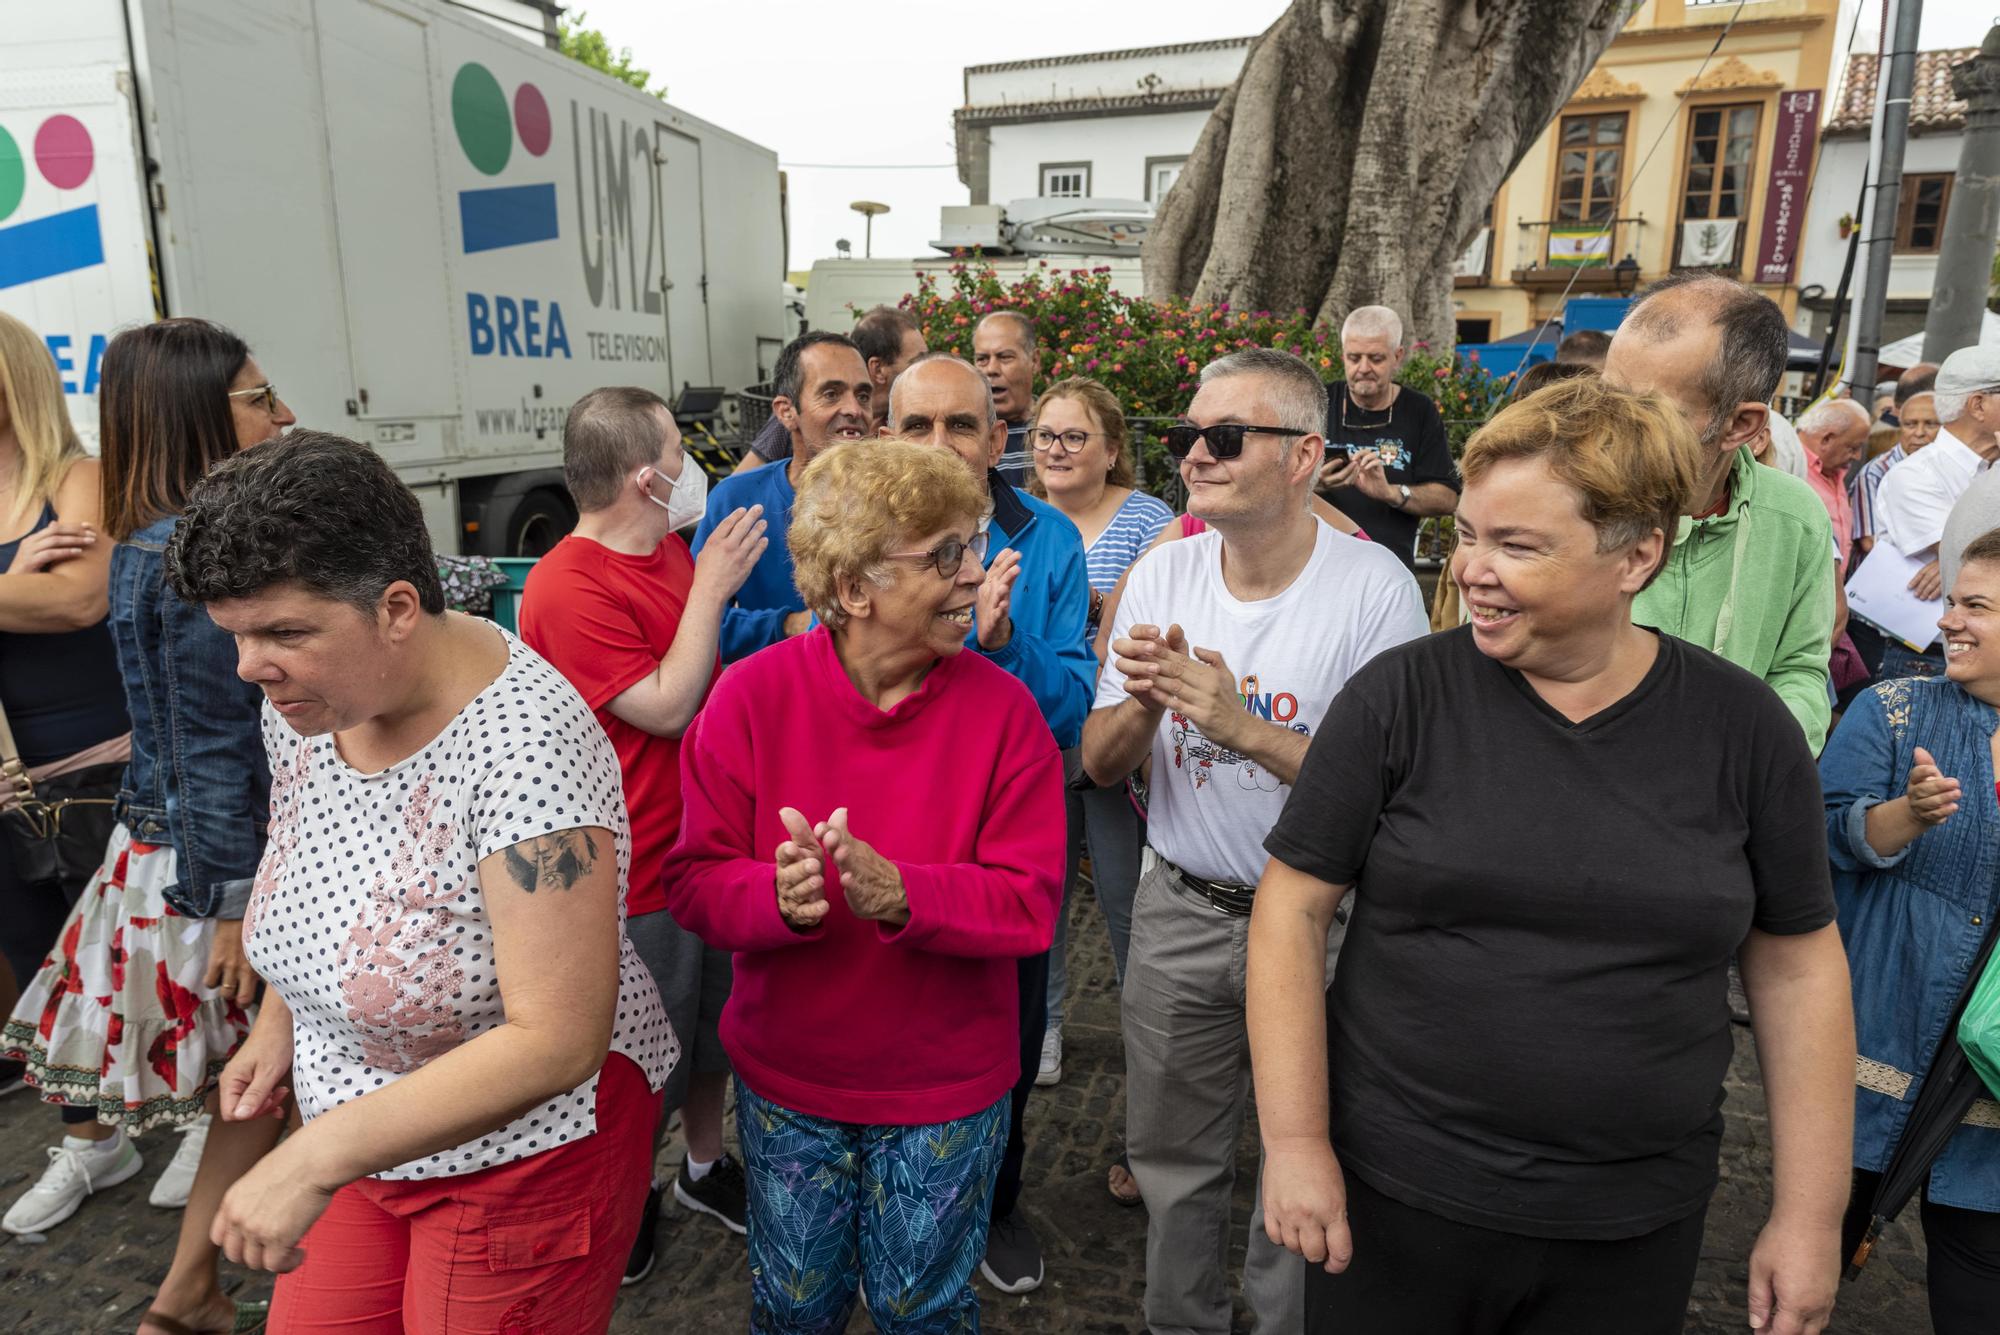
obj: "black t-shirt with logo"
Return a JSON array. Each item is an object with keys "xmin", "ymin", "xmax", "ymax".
[
  {"xmin": 1323, "ymin": 384, "xmax": 1458, "ymax": 570},
  {"xmin": 1264, "ymin": 627, "xmax": 1833, "ymax": 1240}
]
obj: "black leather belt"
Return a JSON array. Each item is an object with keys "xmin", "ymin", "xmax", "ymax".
[{"xmin": 1160, "ymin": 855, "xmax": 1257, "ymax": 917}]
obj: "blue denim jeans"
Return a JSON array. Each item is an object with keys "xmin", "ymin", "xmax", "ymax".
[{"xmin": 738, "ymin": 1082, "xmax": 1009, "ymax": 1334}]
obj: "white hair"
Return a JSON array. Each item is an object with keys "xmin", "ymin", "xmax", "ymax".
[
  {"xmin": 1934, "ymin": 387, "xmax": 1995, "ymax": 425},
  {"xmin": 1796, "ymin": 398, "xmax": 1871, "ymax": 436},
  {"xmin": 1340, "ymin": 305, "xmax": 1404, "ymax": 350},
  {"xmin": 1197, "ymin": 348, "xmax": 1328, "ymax": 439}
]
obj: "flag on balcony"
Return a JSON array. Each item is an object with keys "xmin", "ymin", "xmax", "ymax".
[
  {"xmin": 1549, "ymin": 227, "xmax": 1610, "ymax": 268},
  {"xmin": 1678, "ymin": 218, "xmax": 1739, "ymax": 268}
]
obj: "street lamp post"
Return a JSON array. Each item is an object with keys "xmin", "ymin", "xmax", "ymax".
[{"xmin": 850, "ymin": 200, "xmax": 890, "ymax": 259}]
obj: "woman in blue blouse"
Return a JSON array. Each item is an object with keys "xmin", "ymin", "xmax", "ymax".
[
  {"xmin": 1026, "ymin": 377, "xmax": 1170, "ymax": 1092},
  {"xmin": 1821, "ymin": 527, "xmax": 2000, "ymax": 1334}
]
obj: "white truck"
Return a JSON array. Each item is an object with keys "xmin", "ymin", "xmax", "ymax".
[{"xmin": 1, "ymin": 0, "xmax": 789, "ymax": 555}]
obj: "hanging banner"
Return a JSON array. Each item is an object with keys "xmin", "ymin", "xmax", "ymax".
[
  {"xmin": 1754, "ymin": 89, "xmax": 1820, "ymax": 285},
  {"xmin": 1549, "ymin": 227, "xmax": 1610, "ymax": 268},
  {"xmin": 1454, "ymin": 227, "xmax": 1491, "ymax": 279},
  {"xmin": 1679, "ymin": 218, "xmax": 1740, "ymax": 267}
]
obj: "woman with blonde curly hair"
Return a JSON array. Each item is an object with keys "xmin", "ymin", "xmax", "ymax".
[{"xmin": 665, "ymin": 438, "xmax": 1066, "ymax": 1332}]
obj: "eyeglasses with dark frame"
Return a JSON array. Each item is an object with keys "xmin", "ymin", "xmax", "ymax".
[
  {"xmin": 1160, "ymin": 423, "xmax": 1312, "ymax": 461},
  {"xmin": 881, "ymin": 530, "xmax": 991, "ymax": 579},
  {"xmin": 227, "ymin": 382, "xmax": 281, "ymax": 415},
  {"xmin": 1031, "ymin": 427, "xmax": 1102, "ymax": 455}
]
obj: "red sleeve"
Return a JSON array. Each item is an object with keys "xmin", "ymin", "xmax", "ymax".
[{"xmin": 519, "ymin": 553, "xmax": 668, "ymax": 712}]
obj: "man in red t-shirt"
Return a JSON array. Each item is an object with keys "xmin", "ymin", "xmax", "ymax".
[{"xmin": 520, "ymin": 386, "xmax": 766, "ymax": 1282}]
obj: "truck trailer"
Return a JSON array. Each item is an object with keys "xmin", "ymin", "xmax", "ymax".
[{"xmin": 0, "ymin": 0, "xmax": 788, "ymax": 554}]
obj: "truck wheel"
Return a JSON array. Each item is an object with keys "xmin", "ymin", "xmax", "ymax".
[{"xmin": 505, "ymin": 488, "xmax": 576, "ymax": 558}]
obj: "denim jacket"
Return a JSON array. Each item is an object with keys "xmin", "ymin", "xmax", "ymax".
[
  {"xmin": 1820, "ymin": 675, "xmax": 2000, "ymax": 1211},
  {"xmin": 108, "ymin": 514, "xmax": 269, "ymax": 919}
]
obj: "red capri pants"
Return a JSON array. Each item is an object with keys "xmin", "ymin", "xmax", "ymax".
[{"xmin": 269, "ymin": 1054, "xmax": 656, "ymax": 1334}]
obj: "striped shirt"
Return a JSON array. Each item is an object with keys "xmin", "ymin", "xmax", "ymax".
[
  {"xmin": 1083, "ymin": 491, "xmax": 1175, "ymax": 594},
  {"xmin": 1852, "ymin": 443, "xmax": 1907, "ymax": 543},
  {"xmin": 995, "ymin": 421, "xmax": 1033, "ymax": 486}
]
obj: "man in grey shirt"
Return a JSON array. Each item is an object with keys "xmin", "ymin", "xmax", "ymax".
[{"xmin": 1928, "ymin": 347, "xmax": 2000, "ymax": 595}]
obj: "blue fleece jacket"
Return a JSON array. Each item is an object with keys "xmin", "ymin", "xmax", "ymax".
[
  {"xmin": 984, "ymin": 472, "xmax": 1094, "ymax": 749},
  {"xmin": 691, "ymin": 459, "xmax": 803, "ymax": 663}
]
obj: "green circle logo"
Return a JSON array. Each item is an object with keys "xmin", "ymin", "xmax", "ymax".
[
  {"xmin": 452, "ymin": 63, "xmax": 511, "ymax": 176},
  {"xmin": 0, "ymin": 126, "xmax": 23, "ymax": 221}
]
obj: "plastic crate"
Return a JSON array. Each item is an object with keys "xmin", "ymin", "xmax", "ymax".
[
  {"xmin": 738, "ymin": 383, "xmax": 775, "ymax": 438},
  {"xmin": 487, "ymin": 557, "xmax": 539, "ymax": 632}
]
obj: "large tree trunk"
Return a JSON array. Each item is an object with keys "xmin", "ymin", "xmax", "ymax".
[{"xmin": 1144, "ymin": 0, "xmax": 1630, "ymax": 349}]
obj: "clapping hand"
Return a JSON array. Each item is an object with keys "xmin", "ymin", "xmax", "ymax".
[
  {"xmin": 1905, "ymin": 747, "xmax": 1961, "ymax": 826},
  {"xmin": 774, "ymin": 807, "xmax": 830, "ymax": 932},
  {"xmin": 977, "ymin": 548, "xmax": 1020, "ymax": 651},
  {"xmin": 819, "ymin": 807, "xmax": 909, "ymax": 925},
  {"xmin": 691, "ymin": 505, "xmax": 768, "ymax": 606}
]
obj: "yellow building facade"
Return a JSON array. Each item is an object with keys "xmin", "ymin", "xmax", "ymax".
[{"xmin": 1455, "ymin": 0, "xmax": 1841, "ymax": 341}]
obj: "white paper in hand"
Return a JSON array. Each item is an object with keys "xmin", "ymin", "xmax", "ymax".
[{"xmin": 1847, "ymin": 543, "xmax": 1944, "ymax": 651}]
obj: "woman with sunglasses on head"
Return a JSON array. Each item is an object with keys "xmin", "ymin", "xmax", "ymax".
[
  {"xmin": 664, "ymin": 439, "xmax": 1065, "ymax": 1332},
  {"xmin": 4, "ymin": 318, "xmax": 294, "ymax": 1335},
  {"xmin": 1024, "ymin": 378, "xmax": 1170, "ymax": 1079}
]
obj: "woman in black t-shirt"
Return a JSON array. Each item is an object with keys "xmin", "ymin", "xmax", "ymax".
[{"xmin": 1247, "ymin": 377, "xmax": 1855, "ymax": 1335}]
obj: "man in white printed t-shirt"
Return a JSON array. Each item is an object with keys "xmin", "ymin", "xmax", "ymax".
[{"xmin": 1082, "ymin": 348, "xmax": 1428, "ymax": 1335}]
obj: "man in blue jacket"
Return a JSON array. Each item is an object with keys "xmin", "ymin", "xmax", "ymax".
[
  {"xmin": 887, "ymin": 352, "xmax": 1094, "ymax": 1296},
  {"xmin": 692, "ymin": 331, "xmax": 871, "ymax": 660}
]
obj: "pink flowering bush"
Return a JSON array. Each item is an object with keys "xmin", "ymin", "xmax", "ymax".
[{"xmin": 899, "ymin": 261, "xmax": 1512, "ymax": 500}]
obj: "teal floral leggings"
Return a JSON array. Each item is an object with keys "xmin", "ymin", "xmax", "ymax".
[{"xmin": 737, "ymin": 1081, "xmax": 1010, "ymax": 1334}]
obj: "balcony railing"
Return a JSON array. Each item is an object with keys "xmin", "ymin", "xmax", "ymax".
[{"xmin": 1509, "ymin": 218, "xmax": 1647, "ymax": 291}]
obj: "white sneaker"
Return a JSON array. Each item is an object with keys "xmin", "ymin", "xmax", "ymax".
[
  {"xmin": 3, "ymin": 1134, "xmax": 144, "ymax": 1235},
  {"xmin": 148, "ymin": 1114, "xmax": 211, "ymax": 1209},
  {"xmin": 1035, "ymin": 1025, "xmax": 1062, "ymax": 1087}
]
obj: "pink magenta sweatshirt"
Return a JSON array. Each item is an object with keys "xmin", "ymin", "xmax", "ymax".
[{"xmin": 662, "ymin": 627, "xmax": 1065, "ymax": 1125}]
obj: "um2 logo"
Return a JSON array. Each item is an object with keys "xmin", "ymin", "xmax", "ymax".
[{"xmin": 0, "ymin": 114, "xmax": 105, "ymax": 291}]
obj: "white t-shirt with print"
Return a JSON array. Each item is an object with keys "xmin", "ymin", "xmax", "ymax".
[
  {"xmin": 244, "ymin": 626, "xmax": 677, "ymax": 1181},
  {"xmin": 1096, "ymin": 523, "xmax": 1428, "ymax": 886}
]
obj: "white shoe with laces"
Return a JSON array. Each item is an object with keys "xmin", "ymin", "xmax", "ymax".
[
  {"xmin": 3, "ymin": 1134, "xmax": 144, "ymax": 1235},
  {"xmin": 1035, "ymin": 1025, "xmax": 1062, "ymax": 1087},
  {"xmin": 148, "ymin": 1113, "xmax": 211, "ymax": 1209}
]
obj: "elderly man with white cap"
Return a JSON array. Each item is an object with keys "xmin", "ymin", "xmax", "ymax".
[
  {"xmin": 1920, "ymin": 347, "xmax": 2000, "ymax": 597},
  {"xmin": 1872, "ymin": 347, "xmax": 2000, "ymax": 675}
]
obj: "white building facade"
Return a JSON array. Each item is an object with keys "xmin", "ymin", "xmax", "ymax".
[
  {"xmin": 956, "ymin": 39, "xmax": 1250, "ymax": 206},
  {"xmin": 1797, "ymin": 46, "xmax": 1972, "ymax": 350}
]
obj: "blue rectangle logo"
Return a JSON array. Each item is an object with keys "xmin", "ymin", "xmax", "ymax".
[
  {"xmin": 0, "ymin": 205, "xmax": 106, "ymax": 289},
  {"xmin": 459, "ymin": 183, "xmax": 559, "ymax": 254}
]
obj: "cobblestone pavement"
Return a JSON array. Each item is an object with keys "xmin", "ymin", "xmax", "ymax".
[{"xmin": 2, "ymin": 886, "xmax": 1935, "ymax": 1333}]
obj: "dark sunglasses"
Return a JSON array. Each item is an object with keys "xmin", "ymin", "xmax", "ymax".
[
  {"xmin": 883, "ymin": 529, "xmax": 991, "ymax": 579},
  {"xmin": 1161, "ymin": 423, "xmax": 1311, "ymax": 460}
]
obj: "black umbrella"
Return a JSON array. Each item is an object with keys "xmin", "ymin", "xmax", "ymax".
[{"xmin": 1845, "ymin": 916, "xmax": 2000, "ymax": 1279}]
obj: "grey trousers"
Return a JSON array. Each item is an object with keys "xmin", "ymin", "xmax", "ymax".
[
  {"xmin": 1124, "ymin": 851, "xmax": 1344, "ymax": 1335},
  {"xmin": 1048, "ymin": 776, "xmax": 1146, "ymax": 1029}
]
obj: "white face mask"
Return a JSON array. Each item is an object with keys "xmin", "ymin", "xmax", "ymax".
[{"xmin": 641, "ymin": 458, "xmax": 707, "ymax": 532}]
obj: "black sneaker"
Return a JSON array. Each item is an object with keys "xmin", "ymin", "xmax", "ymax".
[
  {"xmin": 979, "ymin": 1208, "xmax": 1044, "ymax": 1294},
  {"xmin": 623, "ymin": 1182, "xmax": 662, "ymax": 1286},
  {"xmin": 673, "ymin": 1152, "xmax": 747, "ymax": 1236}
]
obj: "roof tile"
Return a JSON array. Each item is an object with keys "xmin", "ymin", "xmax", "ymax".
[{"xmin": 1828, "ymin": 47, "xmax": 1977, "ymax": 134}]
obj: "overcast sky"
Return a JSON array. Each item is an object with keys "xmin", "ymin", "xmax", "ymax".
[{"xmin": 575, "ymin": 0, "xmax": 1996, "ymax": 273}]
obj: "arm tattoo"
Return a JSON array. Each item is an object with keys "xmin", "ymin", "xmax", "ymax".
[{"xmin": 501, "ymin": 829, "xmax": 601, "ymax": 894}]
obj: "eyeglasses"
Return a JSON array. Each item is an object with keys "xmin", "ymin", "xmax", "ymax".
[
  {"xmin": 883, "ymin": 530, "xmax": 990, "ymax": 579},
  {"xmin": 227, "ymin": 383, "xmax": 281, "ymax": 414},
  {"xmin": 1160, "ymin": 424, "xmax": 1311, "ymax": 460},
  {"xmin": 1339, "ymin": 395, "xmax": 1394, "ymax": 433},
  {"xmin": 1031, "ymin": 428, "xmax": 1101, "ymax": 454}
]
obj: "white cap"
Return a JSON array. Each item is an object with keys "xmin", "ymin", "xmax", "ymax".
[{"xmin": 1936, "ymin": 345, "xmax": 2000, "ymax": 396}]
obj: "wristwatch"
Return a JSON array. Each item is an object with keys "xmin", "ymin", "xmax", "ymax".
[{"xmin": 1395, "ymin": 483, "xmax": 1412, "ymax": 510}]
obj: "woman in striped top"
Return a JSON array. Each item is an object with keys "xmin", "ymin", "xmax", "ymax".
[{"xmin": 1027, "ymin": 378, "xmax": 1171, "ymax": 1102}]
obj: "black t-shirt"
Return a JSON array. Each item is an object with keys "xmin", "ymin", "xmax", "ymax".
[
  {"xmin": 1263, "ymin": 627, "xmax": 1833, "ymax": 1240},
  {"xmin": 1322, "ymin": 384, "xmax": 1458, "ymax": 571}
]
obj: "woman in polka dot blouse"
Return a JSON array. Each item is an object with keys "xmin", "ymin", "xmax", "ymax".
[
  {"xmin": 665, "ymin": 440, "xmax": 1067, "ymax": 1331},
  {"xmin": 166, "ymin": 432, "xmax": 676, "ymax": 1333}
]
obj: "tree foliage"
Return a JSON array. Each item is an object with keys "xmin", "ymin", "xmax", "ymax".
[{"xmin": 558, "ymin": 11, "xmax": 666, "ymax": 101}]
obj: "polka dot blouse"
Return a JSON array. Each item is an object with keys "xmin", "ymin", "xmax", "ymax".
[{"xmin": 243, "ymin": 627, "xmax": 677, "ymax": 1180}]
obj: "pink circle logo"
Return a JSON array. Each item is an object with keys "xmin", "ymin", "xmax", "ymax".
[
  {"xmin": 513, "ymin": 84, "xmax": 550, "ymax": 158},
  {"xmin": 34, "ymin": 115, "xmax": 93, "ymax": 190}
]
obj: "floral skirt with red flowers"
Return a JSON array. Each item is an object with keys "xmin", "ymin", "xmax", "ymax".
[{"xmin": 1, "ymin": 825, "xmax": 250, "ymax": 1132}]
